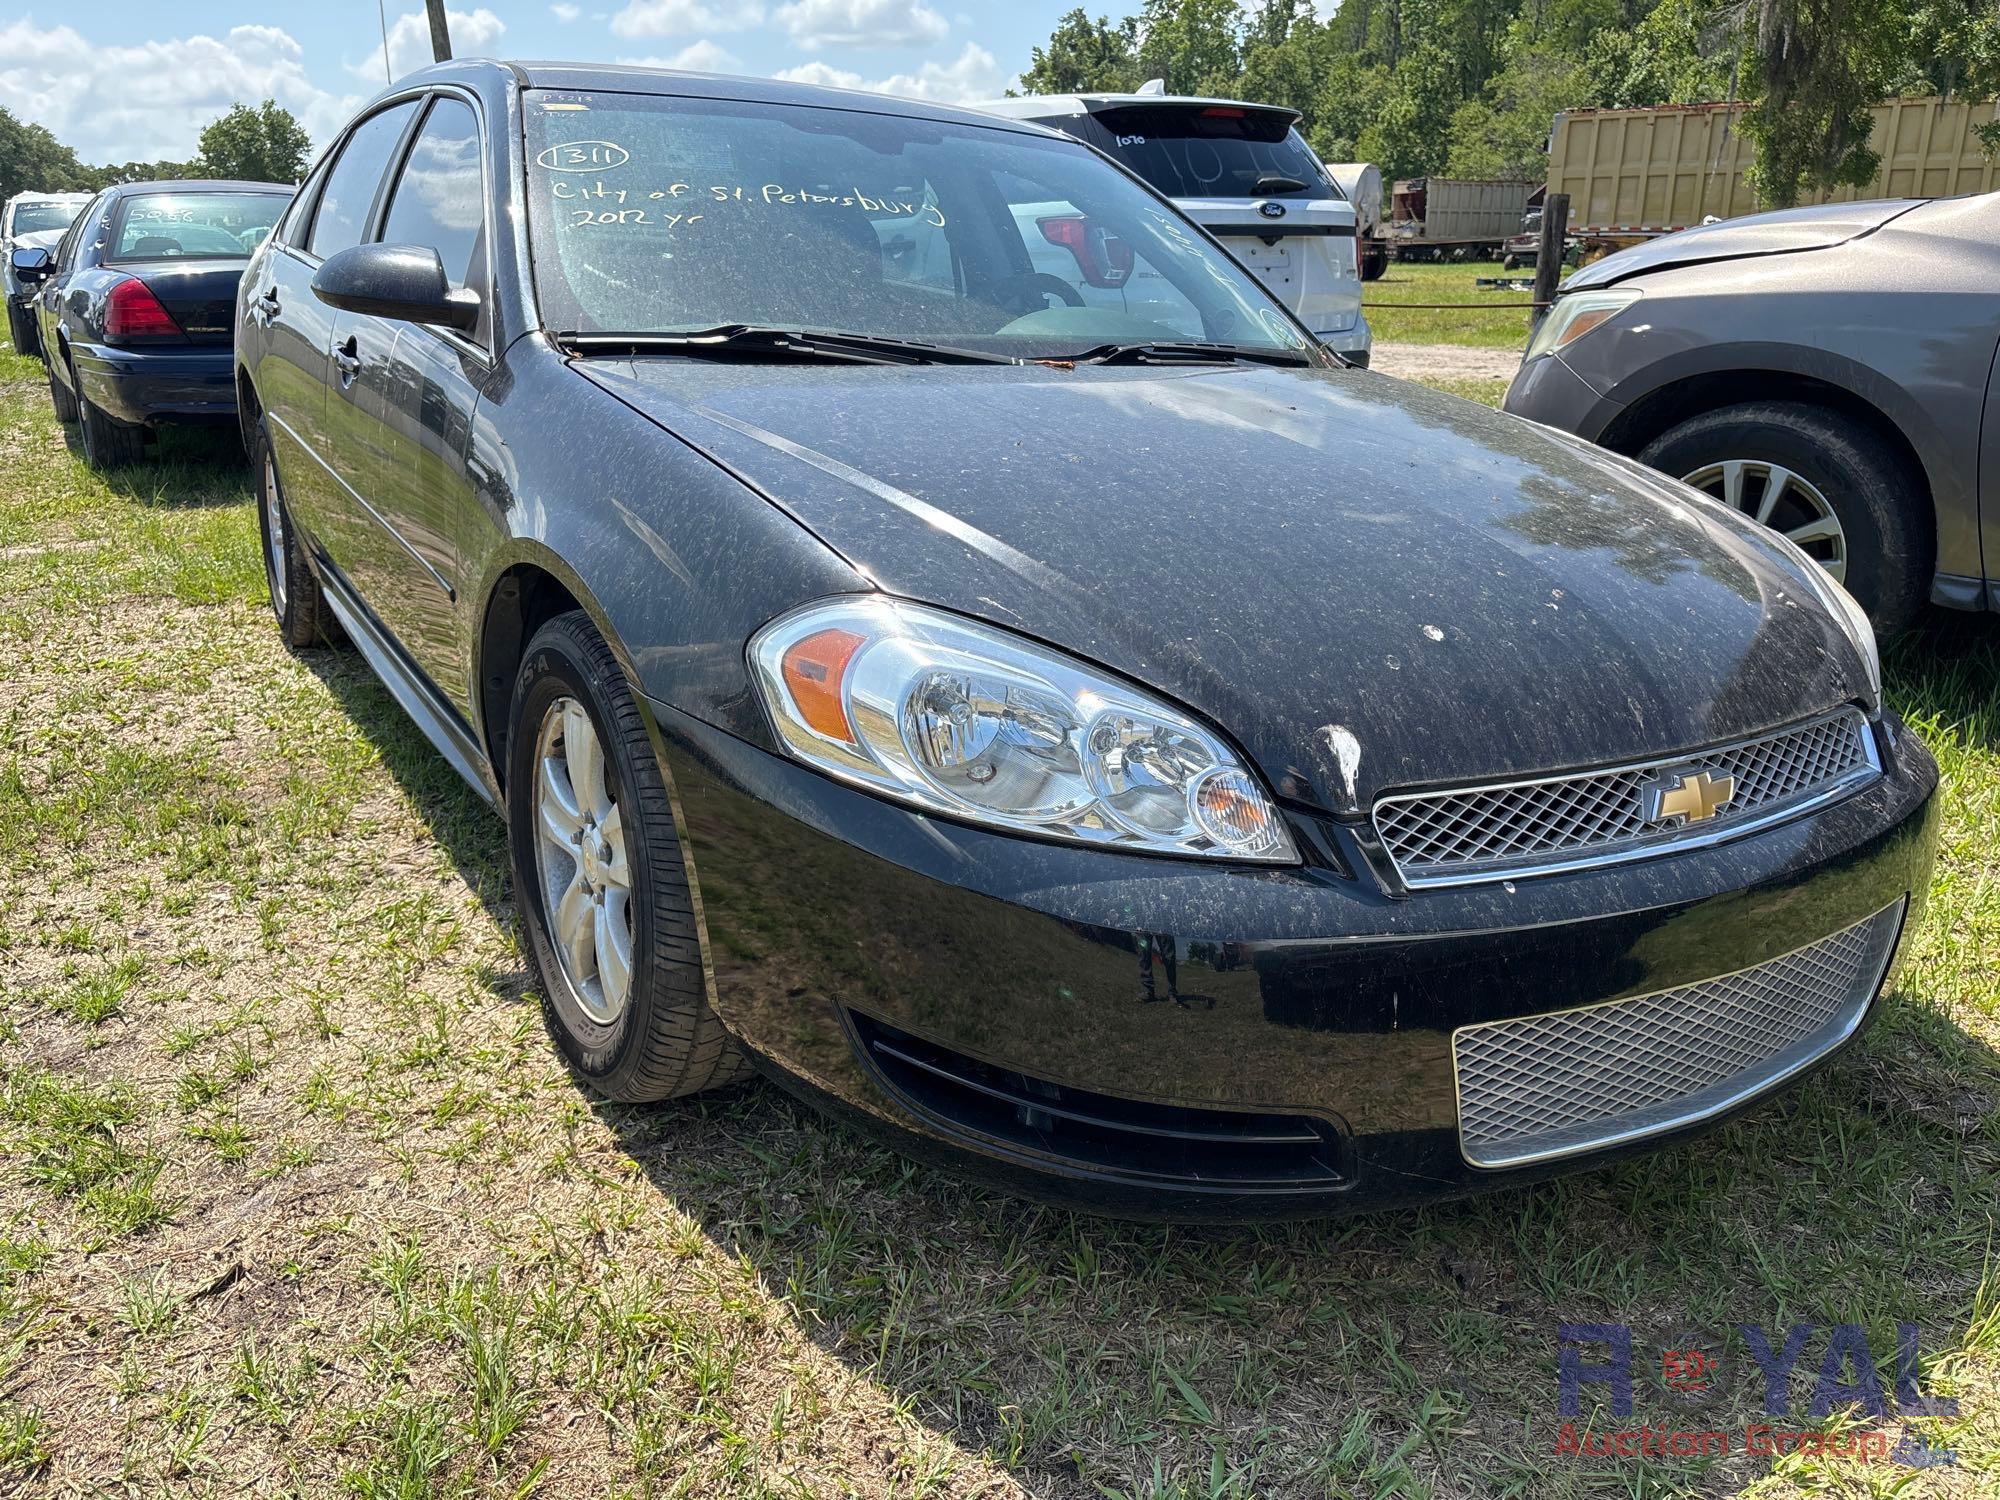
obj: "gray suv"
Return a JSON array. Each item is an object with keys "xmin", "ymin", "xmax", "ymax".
[{"xmin": 1503, "ymin": 194, "xmax": 2000, "ymax": 630}]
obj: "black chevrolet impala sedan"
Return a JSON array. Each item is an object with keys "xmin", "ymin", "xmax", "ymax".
[{"xmin": 235, "ymin": 61, "xmax": 1939, "ymax": 1218}]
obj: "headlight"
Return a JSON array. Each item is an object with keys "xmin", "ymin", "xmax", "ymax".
[
  {"xmin": 1523, "ymin": 288, "xmax": 1641, "ymax": 363},
  {"xmin": 1783, "ymin": 551, "xmax": 1883, "ymax": 713},
  {"xmin": 750, "ymin": 597, "xmax": 1297, "ymax": 862}
]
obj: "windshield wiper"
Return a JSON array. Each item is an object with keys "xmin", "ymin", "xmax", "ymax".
[
  {"xmin": 1057, "ymin": 341, "xmax": 1321, "ymax": 369},
  {"xmin": 556, "ymin": 324, "xmax": 1018, "ymax": 366}
]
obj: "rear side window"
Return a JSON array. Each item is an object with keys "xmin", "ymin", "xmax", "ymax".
[
  {"xmin": 57, "ymin": 193, "xmax": 111, "ymax": 268},
  {"xmin": 110, "ymin": 192, "xmax": 288, "ymax": 260},
  {"xmin": 310, "ymin": 100, "xmax": 421, "ymax": 259},
  {"xmin": 379, "ymin": 97, "xmax": 485, "ymax": 289},
  {"xmin": 276, "ymin": 157, "xmax": 331, "ymax": 248}
]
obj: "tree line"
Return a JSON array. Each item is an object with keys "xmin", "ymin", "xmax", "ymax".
[
  {"xmin": 0, "ymin": 101, "xmax": 311, "ymax": 212},
  {"xmin": 1019, "ymin": 0, "xmax": 2000, "ymax": 206}
]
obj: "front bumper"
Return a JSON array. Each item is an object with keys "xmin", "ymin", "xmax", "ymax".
[
  {"xmin": 652, "ymin": 699, "xmax": 1939, "ymax": 1219},
  {"xmin": 69, "ymin": 341, "xmax": 237, "ymax": 426},
  {"xmin": 1502, "ymin": 349, "xmax": 1623, "ymax": 439},
  {"xmin": 1316, "ymin": 317, "xmax": 1372, "ymax": 368}
]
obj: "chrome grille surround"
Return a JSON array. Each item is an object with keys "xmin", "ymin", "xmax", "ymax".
[
  {"xmin": 1453, "ymin": 902, "xmax": 1904, "ymax": 1169},
  {"xmin": 1373, "ymin": 708, "xmax": 1880, "ymax": 889}
]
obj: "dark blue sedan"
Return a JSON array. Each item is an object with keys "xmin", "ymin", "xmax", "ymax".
[{"xmin": 12, "ymin": 180, "xmax": 291, "ymax": 466}]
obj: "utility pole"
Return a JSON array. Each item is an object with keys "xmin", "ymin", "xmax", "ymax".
[
  {"xmin": 1530, "ymin": 192, "xmax": 1569, "ymax": 330},
  {"xmin": 426, "ymin": 0, "xmax": 453, "ymax": 63}
]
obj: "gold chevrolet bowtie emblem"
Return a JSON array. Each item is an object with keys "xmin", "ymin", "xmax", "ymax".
[{"xmin": 1644, "ymin": 768, "xmax": 1737, "ymax": 825}]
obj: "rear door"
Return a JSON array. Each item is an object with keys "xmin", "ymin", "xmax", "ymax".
[
  {"xmin": 243, "ymin": 158, "xmax": 338, "ymax": 483},
  {"xmin": 289, "ymin": 99, "xmax": 425, "ymax": 578},
  {"xmin": 1077, "ymin": 104, "xmax": 1362, "ymax": 340}
]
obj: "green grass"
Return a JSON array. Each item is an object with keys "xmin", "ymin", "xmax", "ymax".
[
  {"xmin": 0, "ymin": 339, "xmax": 1994, "ymax": 1496},
  {"xmin": 1365, "ymin": 259, "xmax": 1563, "ymax": 349}
]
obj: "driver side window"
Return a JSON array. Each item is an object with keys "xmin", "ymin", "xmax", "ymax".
[{"xmin": 378, "ymin": 96, "xmax": 486, "ymax": 293}]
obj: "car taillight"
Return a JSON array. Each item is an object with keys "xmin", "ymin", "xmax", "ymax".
[
  {"xmin": 105, "ymin": 277, "xmax": 181, "ymax": 340},
  {"xmin": 1037, "ymin": 216, "xmax": 1135, "ymax": 289}
]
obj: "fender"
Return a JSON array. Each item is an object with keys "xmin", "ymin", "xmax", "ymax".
[
  {"xmin": 1599, "ymin": 340, "xmax": 1956, "ymax": 509},
  {"xmin": 459, "ymin": 348, "xmax": 870, "ymax": 781}
]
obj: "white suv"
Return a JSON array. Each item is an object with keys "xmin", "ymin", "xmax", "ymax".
[{"xmin": 975, "ymin": 88, "xmax": 1370, "ymax": 365}]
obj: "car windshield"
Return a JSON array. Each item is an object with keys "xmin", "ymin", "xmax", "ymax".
[
  {"xmin": 524, "ymin": 90, "xmax": 1315, "ymax": 360},
  {"xmin": 11, "ymin": 201, "xmax": 84, "ymax": 235},
  {"xmin": 108, "ymin": 192, "xmax": 289, "ymax": 261},
  {"xmin": 1086, "ymin": 106, "xmax": 1329, "ymax": 201}
]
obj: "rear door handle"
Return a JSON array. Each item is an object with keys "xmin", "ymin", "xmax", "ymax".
[{"xmin": 333, "ymin": 337, "xmax": 361, "ymax": 386}]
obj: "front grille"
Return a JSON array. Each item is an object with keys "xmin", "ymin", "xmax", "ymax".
[
  {"xmin": 1373, "ymin": 709, "xmax": 1879, "ymax": 888},
  {"xmin": 1453, "ymin": 902, "xmax": 1903, "ymax": 1168},
  {"xmin": 848, "ymin": 1013, "xmax": 1348, "ymax": 1193}
]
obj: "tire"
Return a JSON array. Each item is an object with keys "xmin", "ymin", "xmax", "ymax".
[
  {"xmin": 45, "ymin": 350, "xmax": 77, "ymax": 423},
  {"xmin": 507, "ymin": 611, "xmax": 750, "ymax": 1102},
  {"xmin": 253, "ymin": 417, "xmax": 340, "ymax": 649},
  {"xmin": 73, "ymin": 356, "xmax": 145, "ymax": 469},
  {"xmin": 6, "ymin": 303, "xmax": 37, "ymax": 358},
  {"xmin": 1637, "ymin": 401, "xmax": 1931, "ymax": 633}
]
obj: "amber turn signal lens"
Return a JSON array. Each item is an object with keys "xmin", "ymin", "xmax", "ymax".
[{"xmin": 780, "ymin": 628, "xmax": 866, "ymax": 743}]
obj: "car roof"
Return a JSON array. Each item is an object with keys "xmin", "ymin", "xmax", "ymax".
[
  {"xmin": 976, "ymin": 92, "xmax": 1303, "ymax": 123},
  {"xmin": 380, "ymin": 57, "xmax": 1056, "ymax": 139},
  {"xmin": 6, "ymin": 191, "xmax": 94, "ymax": 205},
  {"xmin": 103, "ymin": 180, "xmax": 294, "ymax": 196}
]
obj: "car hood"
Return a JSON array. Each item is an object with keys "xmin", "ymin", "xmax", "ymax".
[
  {"xmin": 1565, "ymin": 198, "xmax": 1923, "ymax": 290},
  {"xmin": 582, "ymin": 359, "xmax": 1867, "ymax": 815},
  {"xmin": 5, "ymin": 228, "xmax": 66, "ymax": 253}
]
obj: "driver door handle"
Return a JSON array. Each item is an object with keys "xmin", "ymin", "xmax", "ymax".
[
  {"xmin": 333, "ymin": 336, "xmax": 361, "ymax": 386},
  {"xmin": 254, "ymin": 288, "xmax": 280, "ymax": 321}
]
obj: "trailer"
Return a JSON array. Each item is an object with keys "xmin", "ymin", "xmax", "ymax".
[
  {"xmin": 1385, "ymin": 177, "xmax": 1535, "ymax": 261},
  {"xmin": 1547, "ymin": 95, "xmax": 2000, "ymax": 256}
]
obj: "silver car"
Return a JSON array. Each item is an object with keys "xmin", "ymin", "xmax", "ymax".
[
  {"xmin": 1503, "ymin": 194, "xmax": 2000, "ymax": 630},
  {"xmin": 3, "ymin": 191, "xmax": 93, "ymax": 356}
]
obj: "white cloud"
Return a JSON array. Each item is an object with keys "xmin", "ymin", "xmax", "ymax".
[
  {"xmin": 0, "ymin": 19, "xmax": 357, "ymax": 164},
  {"xmin": 776, "ymin": 0, "xmax": 947, "ymax": 50},
  {"xmin": 348, "ymin": 8, "xmax": 507, "ymax": 85},
  {"xmin": 610, "ymin": 0, "xmax": 766, "ymax": 38},
  {"xmin": 550, "ymin": 2, "xmax": 582, "ymax": 18},
  {"xmin": 773, "ymin": 43, "xmax": 1006, "ymax": 105},
  {"xmin": 617, "ymin": 41, "xmax": 743, "ymax": 72}
]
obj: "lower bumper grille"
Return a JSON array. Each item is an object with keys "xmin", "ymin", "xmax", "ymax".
[
  {"xmin": 1453, "ymin": 902, "xmax": 1904, "ymax": 1168},
  {"xmin": 848, "ymin": 1014, "xmax": 1348, "ymax": 1193}
]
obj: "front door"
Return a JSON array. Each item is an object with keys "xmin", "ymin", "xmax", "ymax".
[{"xmin": 337, "ymin": 93, "xmax": 494, "ymax": 713}]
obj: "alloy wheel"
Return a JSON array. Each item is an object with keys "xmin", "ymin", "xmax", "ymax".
[
  {"xmin": 1681, "ymin": 458, "xmax": 1848, "ymax": 584},
  {"xmin": 262, "ymin": 452, "xmax": 288, "ymax": 615},
  {"xmin": 532, "ymin": 696, "xmax": 634, "ymax": 1025}
]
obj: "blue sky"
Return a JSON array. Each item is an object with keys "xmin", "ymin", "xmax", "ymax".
[{"xmin": 0, "ymin": 2, "xmax": 1079, "ymax": 163}]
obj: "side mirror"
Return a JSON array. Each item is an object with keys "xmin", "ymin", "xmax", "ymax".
[
  {"xmin": 311, "ymin": 243, "xmax": 479, "ymax": 333},
  {"xmin": 10, "ymin": 247, "xmax": 54, "ymax": 282}
]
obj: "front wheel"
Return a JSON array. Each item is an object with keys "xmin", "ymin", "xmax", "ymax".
[
  {"xmin": 507, "ymin": 611, "xmax": 750, "ymax": 1102},
  {"xmin": 6, "ymin": 303, "xmax": 38, "ymax": 358},
  {"xmin": 1637, "ymin": 401, "xmax": 1931, "ymax": 632}
]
